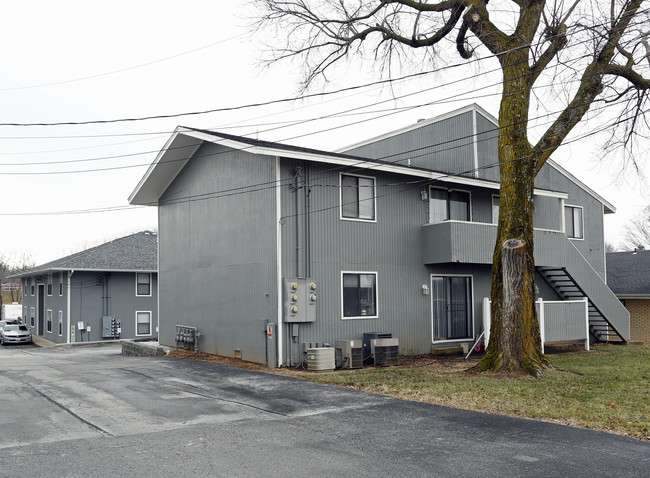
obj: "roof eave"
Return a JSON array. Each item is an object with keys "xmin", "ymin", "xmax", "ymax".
[{"xmin": 129, "ymin": 127, "xmax": 203, "ymax": 206}]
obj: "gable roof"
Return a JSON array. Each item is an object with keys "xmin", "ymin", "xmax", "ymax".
[
  {"xmin": 9, "ymin": 231, "xmax": 158, "ymax": 279},
  {"xmin": 606, "ymin": 250, "xmax": 650, "ymax": 297},
  {"xmin": 128, "ymin": 104, "xmax": 607, "ymax": 207},
  {"xmin": 338, "ymin": 103, "xmax": 616, "ymax": 214}
]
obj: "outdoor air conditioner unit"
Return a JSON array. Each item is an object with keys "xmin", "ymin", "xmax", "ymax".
[
  {"xmin": 335, "ymin": 340, "xmax": 363, "ymax": 369},
  {"xmin": 362, "ymin": 332, "xmax": 392, "ymax": 364},
  {"xmin": 371, "ymin": 337, "xmax": 399, "ymax": 367},
  {"xmin": 306, "ymin": 347, "xmax": 335, "ymax": 371}
]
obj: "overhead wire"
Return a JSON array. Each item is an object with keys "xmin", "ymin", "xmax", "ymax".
[
  {"xmin": 1, "ymin": 10, "xmax": 645, "ymax": 128},
  {"xmin": 0, "ymin": 93, "xmax": 641, "ymax": 217}
]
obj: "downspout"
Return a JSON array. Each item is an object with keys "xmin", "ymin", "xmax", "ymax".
[
  {"xmin": 276, "ymin": 156, "xmax": 283, "ymax": 367},
  {"xmin": 67, "ymin": 270, "xmax": 74, "ymax": 343}
]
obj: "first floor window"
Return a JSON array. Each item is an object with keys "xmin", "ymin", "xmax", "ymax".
[
  {"xmin": 342, "ymin": 273, "xmax": 377, "ymax": 318},
  {"xmin": 564, "ymin": 205, "xmax": 584, "ymax": 239},
  {"xmin": 432, "ymin": 276, "xmax": 472, "ymax": 341},
  {"xmin": 429, "ymin": 188, "xmax": 470, "ymax": 223},
  {"xmin": 58, "ymin": 311, "xmax": 63, "ymax": 336},
  {"xmin": 341, "ymin": 173, "xmax": 376, "ymax": 220},
  {"xmin": 46, "ymin": 310, "xmax": 53, "ymax": 333},
  {"xmin": 136, "ymin": 273, "xmax": 151, "ymax": 296},
  {"xmin": 136, "ymin": 311, "xmax": 151, "ymax": 335},
  {"xmin": 30, "ymin": 307, "xmax": 35, "ymax": 327}
]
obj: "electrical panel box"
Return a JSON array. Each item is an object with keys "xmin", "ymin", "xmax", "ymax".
[
  {"xmin": 335, "ymin": 340, "xmax": 363, "ymax": 369},
  {"xmin": 283, "ymin": 278, "xmax": 317, "ymax": 323},
  {"xmin": 102, "ymin": 316, "xmax": 121, "ymax": 339}
]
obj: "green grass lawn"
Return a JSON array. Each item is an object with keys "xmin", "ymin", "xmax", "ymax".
[{"xmin": 275, "ymin": 344, "xmax": 650, "ymax": 441}]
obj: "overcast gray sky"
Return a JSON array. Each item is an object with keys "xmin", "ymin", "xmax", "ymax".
[{"xmin": 1, "ymin": 0, "xmax": 647, "ymax": 267}]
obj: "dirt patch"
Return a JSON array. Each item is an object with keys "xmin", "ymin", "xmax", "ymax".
[{"xmin": 165, "ymin": 348, "xmax": 483, "ymax": 376}]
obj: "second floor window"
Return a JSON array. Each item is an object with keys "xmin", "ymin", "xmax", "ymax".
[
  {"xmin": 341, "ymin": 173, "xmax": 375, "ymax": 221},
  {"xmin": 136, "ymin": 273, "xmax": 151, "ymax": 296},
  {"xmin": 565, "ymin": 205, "xmax": 584, "ymax": 239},
  {"xmin": 429, "ymin": 188, "xmax": 470, "ymax": 223}
]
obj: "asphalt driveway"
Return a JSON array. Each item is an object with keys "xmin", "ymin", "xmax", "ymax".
[{"xmin": 0, "ymin": 344, "xmax": 647, "ymax": 477}]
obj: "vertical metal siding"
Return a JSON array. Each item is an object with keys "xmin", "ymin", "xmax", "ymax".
[
  {"xmin": 475, "ymin": 113, "xmax": 499, "ymax": 182},
  {"xmin": 158, "ymin": 142, "xmax": 277, "ymax": 363},
  {"xmin": 345, "ymin": 113, "xmax": 475, "ymax": 176}
]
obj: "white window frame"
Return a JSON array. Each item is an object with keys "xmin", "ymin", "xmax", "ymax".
[
  {"xmin": 31, "ymin": 278, "xmax": 35, "ymax": 296},
  {"xmin": 491, "ymin": 195, "xmax": 500, "ymax": 225},
  {"xmin": 135, "ymin": 273, "xmax": 152, "ymax": 297},
  {"xmin": 59, "ymin": 273, "xmax": 64, "ymax": 296},
  {"xmin": 46, "ymin": 309, "xmax": 53, "ymax": 334},
  {"xmin": 428, "ymin": 186, "xmax": 472, "ymax": 223},
  {"xmin": 341, "ymin": 271, "xmax": 378, "ymax": 320},
  {"xmin": 47, "ymin": 274, "xmax": 53, "ymax": 296},
  {"xmin": 30, "ymin": 307, "xmax": 35, "ymax": 328},
  {"xmin": 58, "ymin": 311, "xmax": 63, "ymax": 336},
  {"xmin": 339, "ymin": 172, "xmax": 377, "ymax": 222},
  {"xmin": 430, "ymin": 274, "xmax": 475, "ymax": 344},
  {"xmin": 564, "ymin": 204, "xmax": 584, "ymax": 240},
  {"xmin": 135, "ymin": 311, "xmax": 152, "ymax": 336}
]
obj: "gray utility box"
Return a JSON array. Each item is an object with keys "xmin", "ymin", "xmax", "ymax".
[
  {"xmin": 335, "ymin": 340, "xmax": 363, "ymax": 369},
  {"xmin": 102, "ymin": 316, "xmax": 120, "ymax": 338},
  {"xmin": 371, "ymin": 338, "xmax": 399, "ymax": 367},
  {"xmin": 283, "ymin": 278, "xmax": 317, "ymax": 323}
]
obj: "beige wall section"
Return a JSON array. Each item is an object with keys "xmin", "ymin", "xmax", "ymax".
[{"xmin": 625, "ymin": 299, "xmax": 650, "ymax": 344}]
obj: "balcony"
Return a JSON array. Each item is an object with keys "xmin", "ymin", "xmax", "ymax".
[{"xmin": 421, "ymin": 221, "xmax": 568, "ymax": 267}]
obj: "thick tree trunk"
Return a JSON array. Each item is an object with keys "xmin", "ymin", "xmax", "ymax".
[{"xmin": 476, "ymin": 47, "xmax": 549, "ymax": 376}]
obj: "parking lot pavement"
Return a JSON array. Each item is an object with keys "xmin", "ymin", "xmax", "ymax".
[{"xmin": 0, "ymin": 344, "xmax": 647, "ymax": 477}]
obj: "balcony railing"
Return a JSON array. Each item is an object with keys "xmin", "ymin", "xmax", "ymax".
[{"xmin": 421, "ymin": 221, "xmax": 568, "ymax": 266}]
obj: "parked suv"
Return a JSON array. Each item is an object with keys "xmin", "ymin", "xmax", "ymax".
[{"xmin": 0, "ymin": 324, "xmax": 32, "ymax": 345}]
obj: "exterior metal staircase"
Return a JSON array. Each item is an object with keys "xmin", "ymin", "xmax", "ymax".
[{"xmin": 539, "ymin": 266, "xmax": 626, "ymax": 343}]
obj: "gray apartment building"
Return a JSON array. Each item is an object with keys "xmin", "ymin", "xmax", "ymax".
[
  {"xmin": 10, "ymin": 231, "xmax": 158, "ymax": 344},
  {"xmin": 129, "ymin": 104, "xmax": 628, "ymax": 366}
]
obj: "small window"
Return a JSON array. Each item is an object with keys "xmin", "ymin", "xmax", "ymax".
[
  {"xmin": 136, "ymin": 311, "xmax": 151, "ymax": 336},
  {"xmin": 58, "ymin": 311, "xmax": 63, "ymax": 336},
  {"xmin": 59, "ymin": 273, "xmax": 64, "ymax": 296},
  {"xmin": 30, "ymin": 307, "xmax": 35, "ymax": 327},
  {"xmin": 492, "ymin": 196, "xmax": 500, "ymax": 224},
  {"xmin": 23, "ymin": 281, "xmax": 28, "ymax": 296},
  {"xmin": 341, "ymin": 173, "xmax": 376, "ymax": 221},
  {"xmin": 47, "ymin": 277, "xmax": 52, "ymax": 296},
  {"xmin": 136, "ymin": 273, "xmax": 151, "ymax": 296},
  {"xmin": 429, "ymin": 188, "xmax": 470, "ymax": 223},
  {"xmin": 31, "ymin": 279, "xmax": 35, "ymax": 296},
  {"xmin": 564, "ymin": 205, "xmax": 584, "ymax": 239},
  {"xmin": 46, "ymin": 310, "xmax": 53, "ymax": 333},
  {"xmin": 342, "ymin": 272, "xmax": 377, "ymax": 318}
]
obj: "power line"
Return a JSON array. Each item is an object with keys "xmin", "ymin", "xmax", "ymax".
[
  {"xmin": 0, "ymin": 98, "xmax": 640, "ymax": 217},
  {"xmin": 2, "ymin": 11, "xmax": 644, "ymax": 128}
]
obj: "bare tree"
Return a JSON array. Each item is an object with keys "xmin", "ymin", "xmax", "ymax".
[
  {"xmin": 622, "ymin": 204, "xmax": 650, "ymax": 250},
  {"xmin": 254, "ymin": 0, "xmax": 650, "ymax": 376}
]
